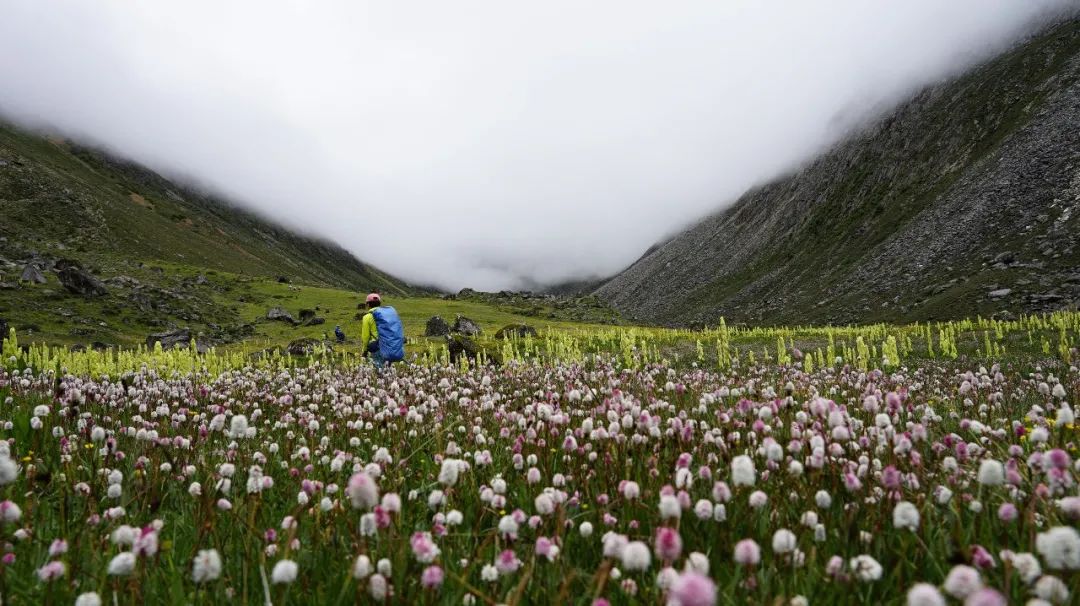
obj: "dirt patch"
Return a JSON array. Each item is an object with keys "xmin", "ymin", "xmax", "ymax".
[{"xmin": 129, "ymin": 193, "xmax": 154, "ymax": 208}]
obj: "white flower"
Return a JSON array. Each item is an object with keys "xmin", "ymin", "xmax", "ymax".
[
  {"xmin": 659, "ymin": 495, "xmax": 681, "ymax": 520},
  {"xmin": 75, "ymin": 593, "xmax": 102, "ymax": 606},
  {"xmin": 353, "ymin": 555, "xmax": 372, "ymax": 579},
  {"xmin": 892, "ymin": 501, "xmax": 920, "ymax": 531},
  {"xmin": 935, "ymin": 486, "xmax": 953, "ymax": 505},
  {"xmin": 192, "ymin": 549, "xmax": 222, "ymax": 583},
  {"xmin": 1036, "ymin": 526, "xmax": 1080, "ymax": 570},
  {"xmin": 579, "ymin": 521, "xmax": 594, "ymax": 537},
  {"xmin": 771, "ymin": 529, "xmax": 797, "ymax": 554},
  {"xmin": 1, "ymin": 501, "xmax": 22, "ymax": 523},
  {"xmin": 731, "ymin": 455, "xmax": 756, "ymax": 487},
  {"xmin": 447, "ymin": 510, "xmax": 464, "ymax": 526},
  {"xmin": 602, "ymin": 532, "xmax": 629, "ymax": 558},
  {"xmin": 906, "ymin": 583, "xmax": 945, "ymax": 606},
  {"xmin": 620, "ymin": 541, "xmax": 651, "ymax": 571},
  {"xmin": 271, "ymin": 559, "xmax": 298, "ymax": 584},
  {"xmin": 498, "ymin": 515, "xmax": 519, "ymax": 537},
  {"xmin": 943, "ymin": 565, "xmax": 982, "ymax": 598},
  {"xmin": 346, "ymin": 472, "xmax": 379, "ymax": 510},
  {"xmin": 1033, "ymin": 575, "xmax": 1069, "ymax": 604},
  {"xmin": 0, "ymin": 456, "xmax": 19, "ymax": 485},
  {"xmin": 815, "ymin": 490, "xmax": 832, "ymax": 509},
  {"xmin": 535, "ymin": 493, "xmax": 555, "ymax": 515},
  {"xmin": 684, "ymin": 552, "xmax": 709, "ymax": 575},
  {"xmin": 977, "ymin": 459, "xmax": 1004, "ymax": 486},
  {"xmin": 369, "ymin": 573, "xmax": 388, "ymax": 601},
  {"xmin": 377, "ymin": 558, "xmax": 391, "ymax": 576},
  {"xmin": 111, "ymin": 525, "xmax": 136, "ymax": 546},
  {"xmin": 188, "ymin": 482, "xmax": 202, "ymax": 497},
  {"xmin": 481, "ymin": 564, "xmax": 499, "ymax": 582},
  {"xmin": 229, "ymin": 415, "xmax": 249, "ymax": 438},
  {"xmin": 1010, "ymin": 552, "xmax": 1042, "ymax": 584},
  {"xmin": 107, "ymin": 552, "xmax": 136, "ymax": 576},
  {"xmin": 849, "ymin": 555, "xmax": 882, "ymax": 582},
  {"xmin": 438, "ymin": 459, "xmax": 461, "ymax": 487}
]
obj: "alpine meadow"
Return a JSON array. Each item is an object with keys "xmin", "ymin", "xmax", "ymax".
[{"xmin": 1, "ymin": 3, "xmax": 1079, "ymax": 606}]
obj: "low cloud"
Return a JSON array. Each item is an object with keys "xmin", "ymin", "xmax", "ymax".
[{"xmin": 0, "ymin": 1, "xmax": 1071, "ymax": 290}]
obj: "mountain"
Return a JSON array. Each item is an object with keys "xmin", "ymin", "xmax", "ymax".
[
  {"xmin": 0, "ymin": 120, "xmax": 415, "ymax": 347},
  {"xmin": 0, "ymin": 121, "xmax": 410, "ymax": 294},
  {"xmin": 596, "ymin": 17, "xmax": 1080, "ymax": 327}
]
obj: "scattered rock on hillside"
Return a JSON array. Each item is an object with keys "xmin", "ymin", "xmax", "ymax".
[
  {"xmin": 286, "ymin": 337, "xmax": 326, "ymax": 356},
  {"xmin": 451, "ymin": 315, "xmax": 482, "ymax": 336},
  {"xmin": 988, "ymin": 288, "xmax": 1013, "ymax": 299},
  {"xmin": 19, "ymin": 264, "xmax": 45, "ymax": 284},
  {"xmin": 267, "ymin": 307, "xmax": 297, "ymax": 325},
  {"xmin": 495, "ymin": 323, "xmax": 538, "ymax": 339},
  {"xmin": 147, "ymin": 329, "xmax": 209, "ymax": 353},
  {"xmin": 107, "ymin": 275, "xmax": 141, "ymax": 288},
  {"xmin": 447, "ymin": 335, "xmax": 501, "ymax": 366},
  {"xmin": 425, "ymin": 316, "xmax": 451, "ymax": 337},
  {"xmin": 308, "ymin": 317, "xmax": 326, "ymax": 326},
  {"xmin": 57, "ymin": 264, "xmax": 108, "ymax": 297},
  {"xmin": 299, "ymin": 309, "xmax": 316, "ymax": 323}
]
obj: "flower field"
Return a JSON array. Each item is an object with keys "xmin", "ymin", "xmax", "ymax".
[{"xmin": 0, "ymin": 315, "xmax": 1078, "ymax": 605}]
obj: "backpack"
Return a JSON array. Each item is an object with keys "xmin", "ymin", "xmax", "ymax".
[{"xmin": 370, "ymin": 306, "xmax": 405, "ymax": 362}]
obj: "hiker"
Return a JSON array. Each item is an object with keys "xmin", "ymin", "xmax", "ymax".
[
  {"xmin": 360, "ymin": 293, "xmax": 405, "ymax": 368},
  {"xmin": 334, "ymin": 325, "xmax": 346, "ymax": 343}
]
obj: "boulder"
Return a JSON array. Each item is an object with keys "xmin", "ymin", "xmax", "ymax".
[
  {"xmin": 988, "ymin": 288, "xmax": 1012, "ymax": 299},
  {"xmin": 267, "ymin": 307, "xmax": 297, "ymax": 325},
  {"xmin": 495, "ymin": 323, "xmax": 538, "ymax": 339},
  {"xmin": 307, "ymin": 317, "xmax": 326, "ymax": 326},
  {"xmin": 19, "ymin": 264, "xmax": 46, "ymax": 284},
  {"xmin": 57, "ymin": 264, "xmax": 108, "ymax": 296},
  {"xmin": 0, "ymin": 318, "xmax": 8, "ymax": 341},
  {"xmin": 425, "ymin": 316, "xmax": 451, "ymax": 337},
  {"xmin": 451, "ymin": 315, "xmax": 482, "ymax": 336},
  {"xmin": 286, "ymin": 337, "xmax": 326, "ymax": 356},
  {"xmin": 299, "ymin": 309, "xmax": 316, "ymax": 323},
  {"xmin": 447, "ymin": 335, "xmax": 501, "ymax": 366},
  {"xmin": 147, "ymin": 329, "xmax": 208, "ymax": 353}
]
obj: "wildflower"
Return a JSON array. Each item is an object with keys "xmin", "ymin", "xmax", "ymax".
[
  {"xmin": 0, "ymin": 500, "xmax": 21, "ymax": 523},
  {"xmin": 731, "ymin": 455, "xmax": 756, "ymax": 487},
  {"xmin": 962, "ymin": 588, "xmax": 1006, "ymax": 606},
  {"xmin": 1035, "ymin": 526, "xmax": 1080, "ymax": 570},
  {"xmin": 620, "ymin": 541, "xmax": 651, "ymax": 571},
  {"xmin": 438, "ymin": 459, "xmax": 461, "ymax": 486},
  {"xmin": 410, "ymin": 532, "xmax": 441, "ymax": 564},
  {"xmin": 733, "ymin": 539, "xmax": 760, "ymax": 566},
  {"xmin": 229, "ymin": 415, "xmax": 249, "ymax": 438},
  {"xmin": 892, "ymin": 501, "xmax": 920, "ymax": 531},
  {"xmin": 481, "ymin": 564, "xmax": 498, "ymax": 582},
  {"xmin": 654, "ymin": 527, "xmax": 683, "ymax": 561},
  {"xmin": 535, "ymin": 493, "xmax": 555, "ymax": 515},
  {"xmin": 369, "ymin": 573, "xmax": 388, "ymax": 601},
  {"xmin": 1033, "ymin": 575, "xmax": 1069, "ymax": 604},
  {"xmin": 347, "ymin": 472, "xmax": 379, "ymax": 510},
  {"xmin": 0, "ymin": 455, "xmax": 20, "ymax": 486},
  {"xmin": 495, "ymin": 550, "xmax": 521, "ymax": 575},
  {"xmin": 668, "ymin": 570, "xmax": 716, "ymax": 606},
  {"xmin": 36, "ymin": 560, "xmax": 66, "ymax": 582},
  {"xmin": 579, "ymin": 521, "xmax": 594, "ymax": 537},
  {"xmin": 906, "ymin": 583, "xmax": 945, "ymax": 606},
  {"xmin": 815, "ymin": 490, "xmax": 832, "ymax": 508},
  {"xmin": 748, "ymin": 491, "xmax": 768, "ymax": 508},
  {"xmin": 603, "ymin": 532, "xmax": 628, "ymax": 558},
  {"xmin": 192, "ymin": 549, "xmax": 222, "ymax": 583},
  {"xmin": 107, "ymin": 552, "xmax": 136, "ymax": 576},
  {"xmin": 1008, "ymin": 552, "xmax": 1041, "ymax": 584},
  {"xmin": 353, "ymin": 555, "xmax": 372, "ymax": 579},
  {"xmin": 977, "ymin": 459, "xmax": 1004, "ymax": 486},
  {"xmin": 421, "ymin": 565, "xmax": 444, "ymax": 589},
  {"xmin": 943, "ymin": 565, "xmax": 982, "ymax": 598},
  {"xmin": 849, "ymin": 555, "xmax": 883, "ymax": 582},
  {"xmin": 271, "ymin": 559, "xmax": 298, "ymax": 584},
  {"xmin": 659, "ymin": 494, "xmax": 681, "ymax": 520},
  {"xmin": 75, "ymin": 593, "xmax": 102, "ymax": 606},
  {"xmin": 772, "ymin": 529, "xmax": 797, "ymax": 554}
]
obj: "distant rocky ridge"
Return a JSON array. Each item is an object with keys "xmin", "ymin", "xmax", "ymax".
[{"xmin": 597, "ymin": 17, "xmax": 1080, "ymax": 326}]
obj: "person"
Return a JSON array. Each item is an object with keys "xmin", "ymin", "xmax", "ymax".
[
  {"xmin": 334, "ymin": 325, "xmax": 346, "ymax": 343},
  {"xmin": 360, "ymin": 293, "xmax": 405, "ymax": 368}
]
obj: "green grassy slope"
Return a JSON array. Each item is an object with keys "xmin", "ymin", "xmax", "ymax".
[{"xmin": 0, "ymin": 121, "xmax": 409, "ymax": 294}]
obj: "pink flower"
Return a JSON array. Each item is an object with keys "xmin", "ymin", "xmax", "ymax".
[
  {"xmin": 420, "ymin": 565, "xmax": 444, "ymax": 589},
  {"xmin": 970, "ymin": 545, "xmax": 994, "ymax": 569},
  {"xmin": 495, "ymin": 549, "xmax": 521, "ymax": 575},
  {"xmin": 996, "ymin": 503, "xmax": 1018, "ymax": 522},
  {"xmin": 669, "ymin": 571, "xmax": 717, "ymax": 606},
  {"xmin": 963, "ymin": 589, "xmax": 1006, "ymax": 606},
  {"xmin": 654, "ymin": 527, "xmax": 683, "ymax": 562},
  {"xmin": 733, "ymin": 539, "xmax": 760, "ymax": 566},
  {"xmin": 36, "ymin": 560, "xmax": 66, "ymax": 582},
  {"xmin": 409, "ymin": 532, "xmax": 440, "ymax": 564}
]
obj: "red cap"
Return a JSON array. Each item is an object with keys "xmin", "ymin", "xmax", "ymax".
[{"xmin": 365, "ymin": 293, "xmax": 381, "ymax": 304}]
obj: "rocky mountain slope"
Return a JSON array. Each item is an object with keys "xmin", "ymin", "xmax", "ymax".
[
  {"xmin": 0, "ymin": 121, "xmax": 409, "ymax": 294},
  {"xmin": 0, "ymin": 121, "xmax": 413, "ymax": 347},
  {"xmin": 597, "ymin": 17, "xmax": 1080, "ymax": 327}
]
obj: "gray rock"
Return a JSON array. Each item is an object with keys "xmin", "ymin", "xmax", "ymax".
[
  {"xmin": 451, "ymin": 315, "xmax": 482, "ymax": 336},
  {"xmin": 57, "ymin": 264, "xmax": 108, "ymax": 297},
  {"xmin": 988, "ymin": 288, "xmax": 1012, "ymax": 298},
  {"xmin": 147, "ymin": 329, "xmax": 208, "ymax": 353},
  {"xmin": 425, "ymin": 316, "xmax": 451, "ymax": 337},
  {"xmin": 19, "ymin": 264, "xmax": 46, "ymax": 284},
  {"xmin": 495, "ymin": 323, "xmax": 538, "ymax": 339},
  {"xmin": 267, "ymin": 307, "xmax": 297, "ymax": 325},
  {"xmin": 286, "ymin": 337, "xmax": 328, "ymax": 356},
  {"xmin": 299, "ymin": 309, "xmax": 316, "ymax": 323}
]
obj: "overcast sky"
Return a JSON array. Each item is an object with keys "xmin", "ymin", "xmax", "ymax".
[{"xmin": 0, "ymin": 1, "xmax": 1072, "ymax": 290}]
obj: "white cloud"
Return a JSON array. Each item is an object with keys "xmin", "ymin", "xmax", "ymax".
[{"xmin": 0, "ymin": 0, "xmax": 1070, "ymax": 290}]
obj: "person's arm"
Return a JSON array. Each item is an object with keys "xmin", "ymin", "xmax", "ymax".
[{"xmin": 361, "ymin": 313, "xmax": 376, "ymax": 354}]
